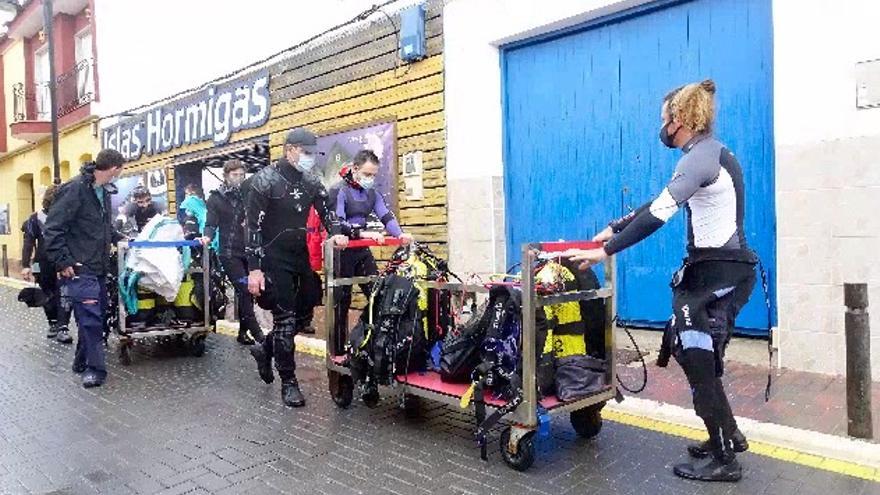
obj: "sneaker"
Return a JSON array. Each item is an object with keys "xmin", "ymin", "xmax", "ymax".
[
  {"xmin": 55, "ymin": 328, "xmax": 73, "ymax": 344},
  {"xmin": 281, "ymin": 379, "xmax": 305, "ymax": 407},
  {"xmin": 688, "ymin": 430, "xmax": 749, "ymax": 459},
  {"xmin": 46, "ymin": 325, "xmax": 59, "ymax": 339},
  {"xmin": 673, "ymin": 455, "xmax": 742, "ymax": 482},
  {"xmin": 236, "ymin": 334, "xmax": 256, "ymax": 346},
  {"xmin": 249, "ymin": 346, "xmax": 274, "ymax": 384},
  {"xmin": 82, "ymin": 371, "xmax": 105, "ymax": 389}
]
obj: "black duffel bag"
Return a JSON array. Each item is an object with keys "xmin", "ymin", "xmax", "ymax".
[
  {"xmin": 439, "ymin": 304, "xmax": 489, "ymax": 383},
  {"xmin": 555, "ymin": 354, "xmax": 608, "ymax": 402}
]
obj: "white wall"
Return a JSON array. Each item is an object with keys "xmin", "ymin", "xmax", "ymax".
[
  {"xmin": 444, "ymin": 0, "xmax": 645, "ymax": 276},
  {"xmin": 445, "ymin": 0, "xmax": 880, "ymax": 379},
  {"xmin": 773, "ymin": 0, "xmax": 880, "ymax": 379}
]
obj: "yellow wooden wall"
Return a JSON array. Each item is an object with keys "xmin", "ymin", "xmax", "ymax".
[
  {"xmin": 119, "ymin": 0, "xmax": 447, "ymax": 259},
  {"xmin": 266, "ymin": 0, "xmax": 447, "ymax": 257}
]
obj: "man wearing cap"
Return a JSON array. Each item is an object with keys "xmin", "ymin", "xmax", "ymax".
[{"xmin": 246, "ymin": 127, "xmax": 349, "ymax": 407}]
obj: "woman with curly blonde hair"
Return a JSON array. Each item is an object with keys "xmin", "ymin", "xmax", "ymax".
[{"xmin": 566, "ymin": 79, "xmax": 758, "ymax": 483}]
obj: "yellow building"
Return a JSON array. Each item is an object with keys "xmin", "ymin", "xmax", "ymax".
[{"xmin": 0, "ymin": 0, "xmax": 98, "ymax": 275}]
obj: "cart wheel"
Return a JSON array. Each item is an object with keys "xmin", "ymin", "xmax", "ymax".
[
  {"xmin": 190, "ymin": 336, "xmax": 206, "ymax": 357},
  {"xmin": 118, "ymin": 344, "xmax": 132, "ymax": 366},
  {"xmin": 362, "ymin": 385, "xmax": 380, "ymax": 408},
  {"xmin": 570, "ymin": 403, "xmax": 604, "ymax": 439},
  {"xmin": 500, "ymin": 427, "xmax": 536, "ymax": 472},
  {"xmin": 328, "ymin": 371, "xmax": 353, "ymax": 409},
  {"xmin": 402, "ymin": 394, "xmax": 421, "ymax": 419}
]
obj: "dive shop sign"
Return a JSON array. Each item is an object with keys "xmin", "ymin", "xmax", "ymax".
[{"xmin": 103, "ymin": 70, "xmax": 270, "ymax": 161}]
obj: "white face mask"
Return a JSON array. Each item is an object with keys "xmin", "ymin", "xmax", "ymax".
[
  {"xmin": 358, "ymin": 175, "xmax": 375, "ymax": 190},
  {"xmin": 296, "ymin": 154, "xmax": 316, "ymax": 173}
]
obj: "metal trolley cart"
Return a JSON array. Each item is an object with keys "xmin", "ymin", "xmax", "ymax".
[
  {"xmin": 115, "ymin": 240, "xmax": 212, "ymax": 365},
  {"xmin": 323, "ymin": 238, "xmax": 616, "ymax": 471}
]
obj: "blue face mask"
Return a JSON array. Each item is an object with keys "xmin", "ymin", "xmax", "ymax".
[
  {"xmin": 359, "ymin": 175, "xmax": 375, "ymax": 190},
  {"xmin": 295, "ymin": 154, "xmax": 316, "ymax": 173}
]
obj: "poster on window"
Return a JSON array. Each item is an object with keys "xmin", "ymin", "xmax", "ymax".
[
  {"xmin": 315, "ymin": 121, "xmax": 397, "ymax": 214},
  {"xmin": 0, "ymin": 204, "xmax": 9, "ymax": 235},
  {"xmin": 110, "ymin": 169, "xmax": 169, "ymax": 224}
]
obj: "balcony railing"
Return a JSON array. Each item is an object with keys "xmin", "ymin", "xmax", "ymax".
[{"xmin": 12, "ymin": 58, "xmax": 95, "ymax": 122}]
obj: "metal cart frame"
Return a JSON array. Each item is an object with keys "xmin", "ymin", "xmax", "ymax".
[
  {"xmin": 115, "ymin": 240, "xmax": 212, "ymax": 365},
  {"xmin": 323, "ymin": 238, "xmax": 616, "ymax": 471}
]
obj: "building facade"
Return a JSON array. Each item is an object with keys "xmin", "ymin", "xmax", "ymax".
[
  {"xmin": 98, "ymin": 0, "xmax": 447, "ymax": 260},
  {"xmin": 0, "ymin": 0, "xmax": 99, "ymax": 276},
  {"xmin": 443, "ymin": 0, "xmax": 879, "ymax": 378}
]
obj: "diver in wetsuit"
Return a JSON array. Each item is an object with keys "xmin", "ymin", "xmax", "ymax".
[
  {"xmin": 246, "ymin": 128, "xmax": 349, "ymax": 408},
  {"xmin": 565, "ymin": 80, "xmax": 756, "ymax": 483}
]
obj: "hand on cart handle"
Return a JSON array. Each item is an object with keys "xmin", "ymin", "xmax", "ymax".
[
  {"xmin": 562, "ymin": 247, "xmax": 608, "ymax": 271},
  {"xmin": 330, "ymin": 234, "xmax": 349, "ymax": 249},
  {"xmin": 592, "ymin": 226, "xmax": 614, "ymax": 243},
  {"xmin": 360, "ymin": 231, "xmax": 385, "ymax": 245},
  {"xmin": 346, "ymin": 236, "xmax": 404, "ymax": 249},
  {"xmin": 248, "ymin": 269, "xmax": 265, "ymax": 296}
]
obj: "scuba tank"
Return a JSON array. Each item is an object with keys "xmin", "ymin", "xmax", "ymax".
[{"xmin": 173, "ymin": 275, "xmax": 197, "ymax": 321}]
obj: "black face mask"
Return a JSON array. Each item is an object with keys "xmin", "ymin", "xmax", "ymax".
[{"xmin": 659, "ymin": 122, "xmax": 679, "ymax": 149}]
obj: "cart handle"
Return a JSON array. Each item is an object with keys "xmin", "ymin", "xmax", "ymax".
[
  {"xmin": 538, "ymin": 240, "xmax": 604, "ymax": 253},
  {"xmin": 345, "ymin": 237, "xmax": 403, "ymax": 249},
  {"xmin": 126, "ymin": 240, "xmax": 203, "ymax": 248}
]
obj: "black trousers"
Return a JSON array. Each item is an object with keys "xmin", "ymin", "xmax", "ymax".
[
  {"xmin": 671, "ymin": 259, "xmax": 755, "ymax": 457},
  {"xmin": 36, "ymin": 269, "xmax": 71, "ymax": 329},
  {"xmin": 294, "ymin": 270, "xmax": 322, "ymax": 331},
  {"xmin": 219, "ymin": 255, "xmax": 262, "ymax": 340},
  {"xmin": 259, "ymin": 253, "xmax": 308, "ymax": 382},
  {"xmin": 333, "ymin": 248, "xmax": 378, "ymax": 356}
]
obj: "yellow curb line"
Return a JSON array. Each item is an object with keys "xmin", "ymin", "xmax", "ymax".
[
  {"xmin": 214, "ymin": 320, "xmax": 326, "ymax": 358},
  {"xmin": 0, "ymin": 277, "xmax": 32, "ymax": 290},
  {"xmin": 145, "ymin": 319, "xmax": 880, "ymax": 483},
  {"xmin": 602, "ymin": 409, "xmax": 880, "ymax": 483}
]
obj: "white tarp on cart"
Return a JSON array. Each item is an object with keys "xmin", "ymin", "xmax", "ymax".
[{"xmin": 125, "ymin": 216, "xmax": 187, "ymax": 302}]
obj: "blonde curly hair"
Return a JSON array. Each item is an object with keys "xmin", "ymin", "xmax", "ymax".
[{"xmin": 668, "ymin": 79, "xmax": 716, "ymax": 134}]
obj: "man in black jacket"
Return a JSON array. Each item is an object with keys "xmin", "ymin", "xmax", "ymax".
[
  {"xmin": 201, "ymin": 160, "xmax": 263, "ymax": 345},
  {"xmin": 246, "ymin": 128, "xmax": 349, "ymax": 407},
  {"xmin": 21, "ymin": 184, "xmax": 73, "ymax": 344},
  {"xmin": 44, "ymin": 149, "xmax": 126, "ymax": 388},
  {"xmin": 124, "ymin": 186, "xmax": 159, "ymax": 232}
]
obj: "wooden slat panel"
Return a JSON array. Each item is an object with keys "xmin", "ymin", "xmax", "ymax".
[
  {"xmin": 399, "ymin": 205, "xmax": 446, "ymax": 224},
  {"xmin": 396, "ymin": 168, "xmax": 446, "ymax": 189},
  {"xmin": 397, "ymin": 131, "xmax": 444, "ymax": 155},
  {"xmin": 270, "ymin": 16, "xmax": 443, "ymax": 92},
  {"xmin": 272, "ymin": 55, "xmax": 443, "ymax": 120},
  {"xmin": 268, "ymin": 107, "xmax": 444, "ymax": 152},
  {"xmin": 268, "ymin": 2, "xmax": 443, "ymax": 79},
  {"xmin": 272, "ymin": 34, "xmax": 443, "ymax": 104},
  {"xmin": 397, "ymin": 111, "xmax": 445, "ymax": 138},
  {"xmin": 268, "ymin": 75, "xmax": 442, "ymax": 133},
  {"xmin": 399, "ymin": 187, "xmax": 446, "ymax": 209}
]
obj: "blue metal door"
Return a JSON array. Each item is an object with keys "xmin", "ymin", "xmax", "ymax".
[{"xmin": 501, "ymin": 0, "xmax": 775, "ymax": 332}]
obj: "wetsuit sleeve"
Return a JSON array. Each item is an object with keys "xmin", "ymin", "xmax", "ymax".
[
  {"xmin": 604, "ymin": 154, "xmax": 719, "ymax": 255},
  {"xmin": 373, "ymin": 192, "xmax": 403, "ymax": 237},
  {"xmin": 335, "ymin": 187, "xmax": 347, "ymax": 221},
  {"xmin": 43, "ymin": 186, "xmax": 77, "ymax": 272},
  {"xmin": 246, "ymin": 182, "xmax": 268, "ymax": 271},
  {"xmin": 21, "ymin": 218, "xmax": 35, "ymax": 267},
  {"xmin": 608, "ymin": 201, "xmax": 651, "ymax": 233},
  {"xmin": 313, "ymin": 184, "xmax": 350, "ymax": 238},
  {"xmin": 183, "ymin": 214, "xmax": 200, "ymax": 240},
  {"xmin": 203, "ymin": 195, "xmax": 218, "ymax": 241}
]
